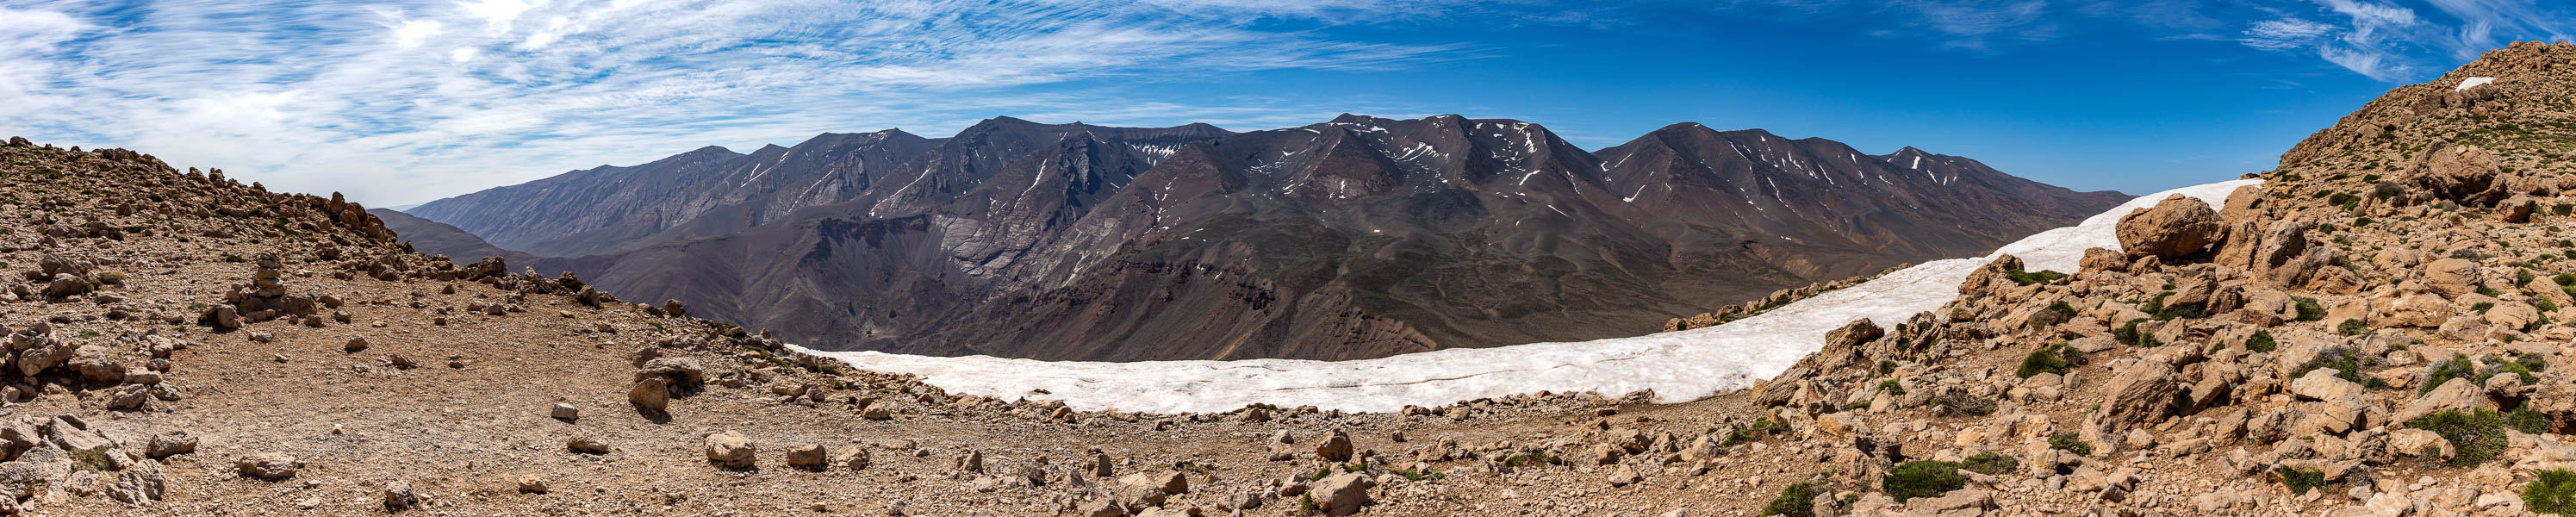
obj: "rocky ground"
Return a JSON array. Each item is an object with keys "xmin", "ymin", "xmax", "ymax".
[{"xmin": 9, "ymin": 41, "xmax": 2576, "ymax": 517}]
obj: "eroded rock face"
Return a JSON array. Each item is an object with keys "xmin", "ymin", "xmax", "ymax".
[{"xmin": 2117, "ymin": 195, "xmax": 2225, "ymax": 258}]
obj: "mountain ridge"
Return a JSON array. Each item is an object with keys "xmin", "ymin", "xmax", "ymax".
[{"xmin": 404, "ymin": 114, "xmax": 2127, "ymax": 361}]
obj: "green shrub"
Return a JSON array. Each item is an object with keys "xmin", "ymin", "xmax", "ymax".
[
  {"xmin": 2559, "ymin": 203, "xmax": 2576, "ymax": 216},
  {"xmin": 1934, "ymin": 391, "xmax": 1998, "ymax": 417},
  {"xmin": 1725, "ymin": 417, "xmax": 1789, "ymax": 446},
  {"xmin": 1961, "ymin": 452, "xmax": 2019, "ymax": 476},
  {"xmin": 2280, "ymin": 467, "xmax": 2330, "ymax": 495},
  {"xmin": 1877, "ymin": 379, "xmax": 1906, "ymax": 396},
  {"xmin": 1883, "ymin": 461, "xmax": 1967, "ymax": 502},
  {"xmin": 2559, "ymin": 272, "xmax": 2576, "ymax": 287},
  {"xmin": 2526, "ymin": 469, "xmax": 2576, "ymax": 515},
  {"xmin": 2410, "ymin": 408, "xmax": 2510, "ymax": 467},
  {"xmin": 2048, "ymin": 432, "xmax": 2091, "ymax": 457},
  {"xmin": 1500, "ymin": 451, "xmax": 1558, "ymax": 468},
  {"xmin": 1761, "ymin": 482, "xmax": 1818, "ymax": 517},
  {"xmin": 2294, "ymin": 346, "xmax": 2388, "ymax": 389},
  {"xmin": 2293, "ymin": 297, "xmax": 2326, "ymax": 321},
  {"xmin": 1879, "ymin": 359, "xmax": 1898, "ymax": 375},
  {"xmin": 2005, "ymin": 269, "xmax": 2067, "ymax": 286},
  {"xmin": 2244, "ymin": 331, "xmax": 2277, "ymax": 352},
  {"xmin": 2423, "ymin": 354, "xmax": 2479, "ymax": 393},
  {"xmin": 2018, "ymin": 343, "xmax": 2084, "ymax": 378},
  {"xmin": 2337, "ymin": 318, "xmax": 2372, "ymax": 336},
  {"xmin": 2111, "ymin": 318, "xmax": 2162, "ymax": 347},
  {"xmin": 2510, "ymin": 408, "xmax": 2554, "ymax": 435}
]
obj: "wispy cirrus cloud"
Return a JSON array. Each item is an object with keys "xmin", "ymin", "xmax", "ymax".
[{"xmin": 0, "ymin": 0, "xmax": 1518, "ymax": 205}]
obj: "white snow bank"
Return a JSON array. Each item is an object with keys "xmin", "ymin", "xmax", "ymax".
[
  {"xmin": 796, "ymin": 179, "xmax": 2263, "ymax": 414},
  {"xmin": 2460, "ymin": 77, "xmax": 2496, "ymax": 90}
]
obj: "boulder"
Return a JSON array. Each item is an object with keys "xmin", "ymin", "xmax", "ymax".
[
  {"xmin": 2095, "ymin": 361, "xmax": 2181, "ymax": 433},
  {"xmin": 1311, "ymin": 472, "xmax": 1375, "ymax": 516},
  {"xmin": 236, "ymin": 452, "xmax": 298, "ymax": 480},
  {"xmin": 2408, "ymin": 142, "xmax": 2502, "ymax": 203},
  {"xmin": 2291, "ymin": 370, "xmax": 2366, "ymax": 402},
  {"xmin": 628, "ymin": 377, "xmax": 669, "ymax": 412},
  {"xmin": 146, "ymin": 431, "xmax": 196, "ymax": 458},
  {"xmin": 1959, "ymin": 255, "xmax": 2025, "ymax": 296},
  {"xmin": 1316, "ymin": 430, "xmax": 1353, "ymax": 462},
  {"xmin": 785, "ymin": 444, "xmax": 827, "ymax": 470},
  {"xmin": 1825, "ymin": 319, "xmax": 1885, "ymax": 350},
  {"xmin": 2394, "ymin": 378, "xmax": 2494, "ymax": 424},
  {"xmin": 106, "ymin": 459, "xmax": 165, "ymax": 504},
  {"xmin": 703, "ymin": 431, "xmax": 756, "ymax": 469},
  {"xmin": 2417, "ymin": 258, "xmax": 2482, "ymax": 298},
  {"xmin": 2501, "ymin": 194, "xmax": 2538, "ymax": 222},
  {"xmin": 567, "ymin": 437, "xmax": 611, "ymax": 454},
  {"xmin": 2116, "ymin": 195, "xmax": 2225, "ymax": 258},
  {"xmin": 383, "ymin": 480, "xmax": 420, "ymax": 511},
  {"xmin": 42, "ymin": 274, "xmax": 87, "ymax": 298}
]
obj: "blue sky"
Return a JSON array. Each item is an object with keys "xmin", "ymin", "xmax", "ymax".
[{"xmin": 0, "ymin": 0, "xmax": 2567, "ymax": 206}]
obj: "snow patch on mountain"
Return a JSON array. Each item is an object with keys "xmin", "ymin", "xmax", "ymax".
[{"xmin": 797, "ymin": 179, "xmax": 2258, "ymax": 414}]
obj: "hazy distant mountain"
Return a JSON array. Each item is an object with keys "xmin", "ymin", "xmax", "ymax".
[
  {"xmin": 370, "ymin": 209, "xmax": 542, "ymax": 267},
  {"xmin": 410, "ymin": 115, "xmax": 2125, "ymax": 361}
]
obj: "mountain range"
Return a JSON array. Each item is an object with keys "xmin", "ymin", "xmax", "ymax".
[{"xmin": 396, "ymin": 115, "xmax": 2126, "ymax": 361}]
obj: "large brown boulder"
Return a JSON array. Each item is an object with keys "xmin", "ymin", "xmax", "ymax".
[
  {"xmin": 2408, "ymin": 142, "xmax": 2503, "ymax": 204},
  {"xmin": 702, "ymin": 431, "xmax": 756, "ymax": 469},
  {"xmin": 2117, "ymin": 195, "xmax": 2225, "ymax": 258},
  {"xmin": 1959, "ymin": 255, "xmax": 2025, "ymax": 296},
  {"xmin": 2417, "ymin": 258, "xmax": 2481, "ymax": 298},
  {"xmin": 2394, "ymin": 378, "xmax": 2494, "ymax": 424},
  {"xmin": 2499, "ymin": 194, "xmax": 2538, "ymax": 223}
]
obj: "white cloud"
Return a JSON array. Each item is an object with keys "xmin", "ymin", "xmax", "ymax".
[
  {"xmin": 0, "ymin": 0, "xmax": 1488, "ymax": 206},
  {"xmin": 2242, "ymin": 17, "xmax": 2333, "ymax": 49}
]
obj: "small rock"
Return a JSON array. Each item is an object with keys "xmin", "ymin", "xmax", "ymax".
[
  {"xmin": 383, "ymin": 481, "xmax": 419, "ymax": 511},
  {"xmin": 237, "ymin": 452, "xmax": 299, "ymax": 480},
  {"xmin": 550, "ymin": 403, "xmax": 578, "ymax": 420},
  {"xmin": 567, "ymin": 437, "xmax": 612, "ymax": 454},
  {"xmin": 704, "ymin": 431, "xmax": 756, "ymax": 469}
]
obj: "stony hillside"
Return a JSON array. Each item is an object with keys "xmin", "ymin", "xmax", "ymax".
[{"xmin": 5, "ymin": 40, "xmax": 2576, "ymax": 517}]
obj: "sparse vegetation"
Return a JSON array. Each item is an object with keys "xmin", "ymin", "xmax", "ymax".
[
  {"xmin": 2280, "ymin": 467, "xmax": 2329, "ymax": 495},
  {"xmin": 2049, "ymin": 432, "xmax": 2091, "ymax": 457},
  {"xmin": 1961, "ymin": 452, "xmax": 2018, "ymax": 476},
  {"xmin": 2018, "ymin": 342, "xmax": 2084, "ymax": 378},
  {"xmin": 2526, "ymin": 469, "xmax": 2576, "ymax": 515},
  {"xmin": 2410, "ymin": 408, "xmax": 2509, "ymax": 467},
  {"xmin": 1883, "ymin": 461, "xmax": 1966, "ymax": 502},
  {"xmin": 1762, "ymin": 482, "xmax": 1818, "ymax": 517}
]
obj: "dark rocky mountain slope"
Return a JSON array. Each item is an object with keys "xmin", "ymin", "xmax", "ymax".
[{"xmin": 414, "ymin": 115, "xmax": 2125, "ymax": 360}]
